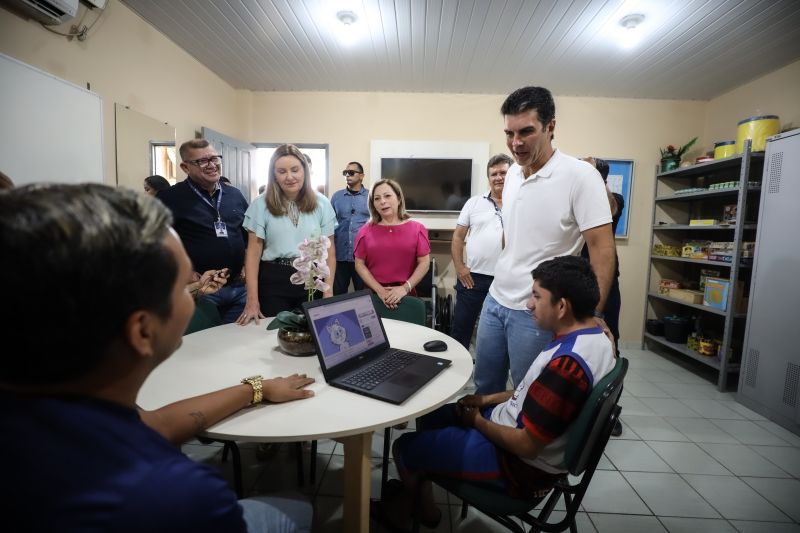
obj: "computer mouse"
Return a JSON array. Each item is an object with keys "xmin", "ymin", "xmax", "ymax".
[{"xmin": 423, "ymin": 340, "xmax": 448, "ymax": 352}]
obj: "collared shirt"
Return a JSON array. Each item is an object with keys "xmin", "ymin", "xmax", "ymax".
[
  {"xmin": 157, "ymin": 177, "xmax": 249, "ymax": 279},
  {"xmin": 330, "ymin": 186, "xmax": 370, "ymax": 262},
  {"xmin": 456, "ymin": 192, "xmax": 504, "ymax": 276}
]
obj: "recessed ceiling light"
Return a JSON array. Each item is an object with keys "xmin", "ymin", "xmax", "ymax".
[
  {"xmin": 337, "ymin": 10, "xmax": 357, "ymax": 26},
  {"xmin": 619, "ymin": 13, "xmax": 645, "ymax": 30}
]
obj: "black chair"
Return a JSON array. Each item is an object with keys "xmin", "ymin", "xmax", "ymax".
[{"xmin": 412, "ymin": 357, "xmax": 628, "ymax": 533}]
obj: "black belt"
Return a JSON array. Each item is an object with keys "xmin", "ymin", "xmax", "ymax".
[{"xmin": 265, "ymin": 257, "xmax": 298, "ymax": 267}]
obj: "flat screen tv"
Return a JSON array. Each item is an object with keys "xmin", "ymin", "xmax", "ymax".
[{"xmin": 380, "ymin": 158, "xmax": 472, "ymax": 212}]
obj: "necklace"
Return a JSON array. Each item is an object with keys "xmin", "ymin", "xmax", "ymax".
[{"xmin": 287, "ymin": 201, "xmax": 300, "ymax": 227}]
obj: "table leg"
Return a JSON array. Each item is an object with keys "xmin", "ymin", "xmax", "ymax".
[{"xmin": 341, "ymin": 432, "xmax": 372, "ymax": 533}]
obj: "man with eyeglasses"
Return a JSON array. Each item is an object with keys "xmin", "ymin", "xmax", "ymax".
[
  {"xmin": 158, "ymin": 139, "xmax": 249, "ymax": 324},
  {"xmin": 450, "ymin": 153, "xmax": 513, "ymax": 350},
  {"xmin": 330, "ymin": 162, "xmax": 369, "ymax": 294}
]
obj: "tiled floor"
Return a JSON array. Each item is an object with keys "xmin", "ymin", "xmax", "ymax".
[{"xmin": 182, "ymin": 347, "xmax": 800, "ymax": 532}]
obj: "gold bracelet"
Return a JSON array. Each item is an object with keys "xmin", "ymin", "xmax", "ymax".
[{"xmin": 241, "ymin": 375, "xmax": 264, "ymax": 405}]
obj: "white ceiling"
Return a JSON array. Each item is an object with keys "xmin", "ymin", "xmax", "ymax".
[{"xmin": 122, "ymin": 0, "xmax": 800, "ymax": 100}]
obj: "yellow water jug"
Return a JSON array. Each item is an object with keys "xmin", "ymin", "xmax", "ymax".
[
  {"xmin": 714, "ymin": 140, "xmax": 736, "ymax": 159},
  {"xmin": 736, "ymin": 115, "xmax": 780, "ymax": 153}
]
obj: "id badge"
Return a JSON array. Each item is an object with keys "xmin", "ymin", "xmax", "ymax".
[{"xmin": 214, "ymin": 221, "xmax": 228, "ymax": 238}]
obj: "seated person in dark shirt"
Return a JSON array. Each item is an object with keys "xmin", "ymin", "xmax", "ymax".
[
  {"xmin": 371, "ymin": 256, "xmax": 616, "ymax": 531},
  {"xmin": 0, "ymin": 184, "xmax": 315, "ymax": 533}
]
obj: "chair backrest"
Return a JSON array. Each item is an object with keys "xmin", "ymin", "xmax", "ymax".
[
  {"xmin": 564, "ymin": 357, "xmax": 628, "ymax": 476},
  {"xmin": 184, "ymin": 298, "xmax": 223, "ymax": 335},
  {"xmin": 370, "ymin": 294, "xmax": 427, "ymax": 326}
]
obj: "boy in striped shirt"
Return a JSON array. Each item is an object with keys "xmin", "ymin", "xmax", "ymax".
[{"xmin": 372, "ymin": 256, "xmax": 615, "ymax": 531}]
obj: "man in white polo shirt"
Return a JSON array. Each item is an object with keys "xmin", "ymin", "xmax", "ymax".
[
  {"xmin": 450, "ymin": 153, "xmax": 513, "ymax": 349},
  {"xmin": 474, "ymin": 86, "xmax": 616, "ymax": 394}
]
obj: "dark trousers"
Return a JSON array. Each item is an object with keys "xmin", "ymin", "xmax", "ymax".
[
  {"xmin": 450, "ymin": 272, "xmax": 494, "ymax": 349},
  {"xmin": 333, "ymin": 260, "xmax": 364, "ymax": 295},
  {"xmin": 258, "ymin": 261, "xmax": 316, "ymax": 317},
  {"xmin": 605, "ymin": 276, "xmax": 621, "ymax": 356}
]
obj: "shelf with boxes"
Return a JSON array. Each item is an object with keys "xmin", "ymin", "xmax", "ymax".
[{"xmin": 643, "ymin": 140, "xmax": 762, "ymax": 390}]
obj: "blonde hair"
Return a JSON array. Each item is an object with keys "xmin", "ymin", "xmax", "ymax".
[
  {"xmin": 368, "ymin": 179, "xmax": 410, "ymax": 224},
  {"xmin": 265, "ymin": 144, "xmax": 317, "ymax": 216}
]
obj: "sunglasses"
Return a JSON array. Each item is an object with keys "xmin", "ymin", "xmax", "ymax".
[{"xmin": 342, "ymin": 169, "xmax": 362, "ymax": 177}]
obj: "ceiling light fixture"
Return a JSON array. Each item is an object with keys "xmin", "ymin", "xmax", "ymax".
[
  {"xmin": 617, "ymin": 13, "xmax": 646, "ymax": 49},
  {"xmin": 336, "ymin": 10, "xmax": 357, "ymax": 26}
]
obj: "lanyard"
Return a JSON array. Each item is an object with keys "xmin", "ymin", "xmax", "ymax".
[{"xmin": 188, "ymin": 180, "xmax": 223, "ymax": 222}]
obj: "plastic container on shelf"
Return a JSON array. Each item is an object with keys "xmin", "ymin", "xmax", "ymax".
[
  {"xmin": 735, "ymin": 115, "xmax": 780, "ymax": 153},
  {"xmin": 714, "ymin": 140, "xmax": 736, "ymax": 159},
  {"xmin": 646, "ymin": 319, "xmax": 665, "ymax": 336},
  {"xmin": 663, "ymin": 316, "xmax": 690, "ymax": 343}
]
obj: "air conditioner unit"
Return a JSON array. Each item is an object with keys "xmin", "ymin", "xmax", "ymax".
[{"xmin": 1, "ymin": 0, "xmax": 78, "ymax": 25}]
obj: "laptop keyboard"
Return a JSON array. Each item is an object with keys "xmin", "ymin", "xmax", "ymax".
[{"xmin": 342, "ymin": 350, "xmax": 421, "ymax": 390}]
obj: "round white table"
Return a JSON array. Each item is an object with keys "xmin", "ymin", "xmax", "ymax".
[{"xmin": 137, "ymin": 319, "xmax": 473, "ymax": 532}]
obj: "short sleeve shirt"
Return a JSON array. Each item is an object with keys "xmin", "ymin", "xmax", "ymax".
[
  {"xmin": 243, "ymin": 192, "xmax": 337, "ymax": 260},
  {"xmin": 456, "ymin": 193, "xmax": 504, "ymax": 276},
  {"xmin": 330, "ymin": 187, "xmax": 370, "ymax": 262},
  {"xmin": 353, "ymin": 220, "xmax": 431, "ymax": 284}
]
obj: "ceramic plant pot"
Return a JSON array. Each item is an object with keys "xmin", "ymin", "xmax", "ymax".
[
  {"xmin": 277, "ymin": 327, "xmax": 316, "ymax": 357},
  {"xmin": 660, "ymin": 157, "xmax": 680, "ymax": 172}
]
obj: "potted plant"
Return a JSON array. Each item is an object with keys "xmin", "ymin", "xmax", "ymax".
[
  {"xmin": 660, "ymin": 137, "xmax": 697, "ymax": 172},
  {"xmin": 266, "ymin": 235, "xmax": 331, "ymax": 356}
]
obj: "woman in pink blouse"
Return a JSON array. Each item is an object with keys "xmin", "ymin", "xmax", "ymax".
[{"xmin": 354, "ymin": 179, "xmax": 431, "ymax": 309}]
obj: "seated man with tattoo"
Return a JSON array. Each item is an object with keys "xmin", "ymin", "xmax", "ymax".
[{"xmin": 0, "ymin": 184, "xmax": 314, "ymax": 533}]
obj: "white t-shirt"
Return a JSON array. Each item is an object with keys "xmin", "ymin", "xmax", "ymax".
[
  {"xmin": 456, "ymin": 193, "xmax": 504, "ymax": 276},
  {"xmin": 489, "ymin": 150, "xmax": 612, "ymax": 310},
  {"xmin": 490, "ymin": 327, "xmax": 615, "ymax": 474}
]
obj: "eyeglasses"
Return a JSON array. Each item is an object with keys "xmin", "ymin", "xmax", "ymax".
[
  {"xmin": 186, "ymin": 155, "xmax": 223, "ymax": 168},
  {"xmin": 342, "ymin": 169, "xmax": 362, "ymax": 177}
]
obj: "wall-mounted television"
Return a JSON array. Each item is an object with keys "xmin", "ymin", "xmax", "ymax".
[{"xmin": 380, "ymin": 157, "xmax": 472, "ymax": 212}]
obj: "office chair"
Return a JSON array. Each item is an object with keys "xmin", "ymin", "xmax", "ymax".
[{"xmin": 412, "ymin": 357, "xmax": 628, "ymax": 533}]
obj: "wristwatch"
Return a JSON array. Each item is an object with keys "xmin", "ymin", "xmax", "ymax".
[{"xmin": 241, "ymin": 375, "xmax": 264, "ymax": 405}]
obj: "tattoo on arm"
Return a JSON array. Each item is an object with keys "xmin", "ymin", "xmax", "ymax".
[{"xmin": 189, "ymin": 411, "xmax": 207, "ymax": 431}]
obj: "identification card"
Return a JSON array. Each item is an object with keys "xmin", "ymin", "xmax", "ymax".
[{"xmin": 214, "ymin": 221, "xmax": 228, "ymax": 238}]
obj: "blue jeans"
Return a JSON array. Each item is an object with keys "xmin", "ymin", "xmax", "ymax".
[
  {"xmin": 474, "ymin": 294, "xmax": 553, "ymax": 394},
  {"xmin": 201, "ymin": 280, "xmax": 247, "ymax": 324},
  {"xmin": 333, "ymin": 261, "xmax": 365, "ymax": 295},
  {"xmin": 450, "ymin": 273, "xmax": 493, "ymax": 350},
  {"xmin": 239, "ymin": 493, "xmax": 312, "ymax": 532}
]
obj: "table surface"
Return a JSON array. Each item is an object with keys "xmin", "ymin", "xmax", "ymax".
[{"xmin": 137, "ymin": 318, "xmax": 474, "ymax": 442}]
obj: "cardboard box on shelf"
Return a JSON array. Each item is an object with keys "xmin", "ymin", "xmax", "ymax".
[
  {"xmin": 682, "ymin": 241, "xmax": 711, "ymax": 259},
  {"xmin": 722, "ymin": 204, "xmax": 737, "ymax": 224},
  {"xmin": 700, "ymin": 269, "xmax": 722, "ymax": 291},
  {"xmin": 659, "ymin": 279, "xmax": 682, "ymax": 294},
  {"xmin": 669, "ymin": 288, "xmax": 705, "ymax": 304},
  {"xmin": 689, "ymin": 219, "xmax": 719, "ymax": 226},
  {"xmin": 703, "ymin": 277, "xmax": 744, "ymax": 311}
]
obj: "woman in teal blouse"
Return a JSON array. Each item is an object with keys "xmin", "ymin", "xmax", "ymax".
[{"xmin": 237, "ymin": 144, "xmax": 337, "ymax": 325}]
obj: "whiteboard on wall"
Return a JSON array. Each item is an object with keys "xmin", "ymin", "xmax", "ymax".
[{"xmin": 0, "ymin": 53, "xmax": 103, "ymax": 186}]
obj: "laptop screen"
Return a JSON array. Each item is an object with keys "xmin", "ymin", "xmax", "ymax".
[{"xmin": 306, "ymin": 292, "xmax": 388, "ymax": 369}]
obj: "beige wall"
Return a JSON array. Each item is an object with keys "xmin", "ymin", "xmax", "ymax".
[
  {"xmin": 0, "ymin": 0, "xmax": 241, "ymax": 183},
  {"xmin": 115, "ymin": 104, "xmax": 175, "ymax": 192},
  {"xmin": 705, "ymin": 59, "xmax": 800, "ymax": 149}
]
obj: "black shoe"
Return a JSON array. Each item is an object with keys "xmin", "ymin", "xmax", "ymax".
[{"xmin": 611, "ymin": 419, "xmax": 623, "ymax": 437}]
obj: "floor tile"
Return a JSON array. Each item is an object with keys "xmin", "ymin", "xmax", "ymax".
[
  {"xmin": 618, "ymin": 397, "xmax": 657, "ymax": 416},
  {"xmin": 657, "ymin": 382, "xmax": 716, "ymax": 400},
  {"xmin": 605, "ymin": 440, "xmax": 673, "ymax": 472},
  {"xmin": 698, "ymin": 443, "xmax": 791, "ymax": 478},
  {"xmin": 639, "ymin": 369, "xmax": 685, "ymax": 384},
  {"xmin": 665, "ymin": 417, "xmax": 739, "ymax": 444},
  {"xmin": 724, "ymin": 401, "xmax": 767, "ymax": 421},
  {"xmin": 659, "ymin": 516, "xmax": 737, "ymax": 533},
  {"xmin": 729, "ymin": 520, "xmax": 800, "ymax": 532},
  {"xmin": 750, "ymin": 446, "xmax": 800, "ymax": 477},
  {"xmin": 580, "ymin": 470, "xmax": 651, "ymax": 515},
  {"xmin": 623, "ymin": 415, "xmax": 689, "ymax": 441},
  {"xmin": 741, "ymin": 477, "xmax": 800, "ymax": 522},
  {"xmin": 596, "ymin": 453, "xmax": 615, "ymax": 470},
  {"xmin": 680, "ymin": 399, "xmax": 746, "ymax": 420},
  {"xmin": 648, "ymin": 441, "xmax": 731, "ymax": 475},
  {"xmin": 624, "ymin": 380, "xmax": 672, "ymax": 398},
  {"xmin": 641, "ymin": 397, "xmax": 703, "ymax": 417},
  {"xmin": 754, "ymin": 420, "xmax": 800, "ymax": 447},
  {"xmin": 450, "ymin": 505, "xmax": 519, "ymax": 532},
  {"xmin": 622, "ymin": 472, "xmax": 720, "ymax": 518},
  {"xmin": 710, "ymin": 419, "xmax": 794, "ymax": 446},
  {"xmin": 682, "ymin": 474, "xmax": 790, "ymax": 522},
  {"xmin": 588, "ymin": 513, "xmax": 667, "ymax": 533}
]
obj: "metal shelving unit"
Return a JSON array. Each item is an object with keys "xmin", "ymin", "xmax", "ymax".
[{"xmin": 642, "ymin": 141, "xmax": 763, "ymax": 390}]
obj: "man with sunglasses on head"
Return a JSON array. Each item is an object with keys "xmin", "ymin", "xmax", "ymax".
[
  {"xmin": 330, "ymin": 162, "xmax": 370, "ymax": 294},
  {"xmin": 158, "ymin": 139, "xmax": 249, "ymax": 324}
]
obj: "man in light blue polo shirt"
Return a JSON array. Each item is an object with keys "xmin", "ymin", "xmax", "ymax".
[{"xmin": 330, "ymin": 161, "xmax": 370, "ymax": 294}]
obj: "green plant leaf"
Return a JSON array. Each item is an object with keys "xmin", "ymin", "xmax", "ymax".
[{"xmin": 266, "ymin": 310, "xmax": 308, "ymax": 330}]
